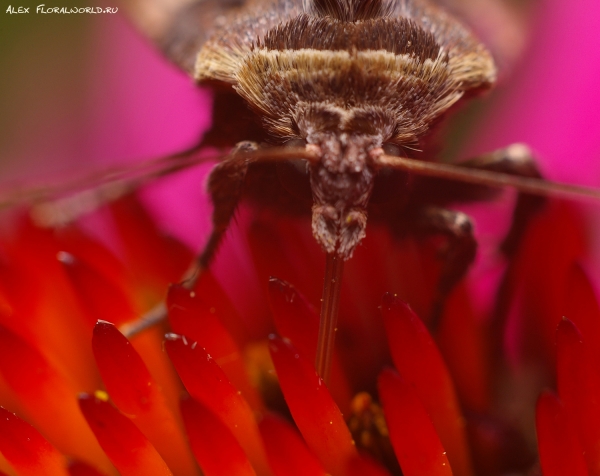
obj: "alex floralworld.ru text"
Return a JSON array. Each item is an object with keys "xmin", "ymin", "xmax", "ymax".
[{"xmin": 6, "ymin": 5, "xmax": 118, "ymax": 14}]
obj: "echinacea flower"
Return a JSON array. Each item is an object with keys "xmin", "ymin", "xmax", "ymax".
[
  {"xmin": 0, "ymin": 188, "xmax": 598, "ymax": 476},
  {"xmin": 1, "ymin": 0, "xmax": 600, "ymax": 475}
]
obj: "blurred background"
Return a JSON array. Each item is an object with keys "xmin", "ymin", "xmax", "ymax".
[{"xmin": 0, "ymin": 0, "xmax": 207, "ymax": 182}]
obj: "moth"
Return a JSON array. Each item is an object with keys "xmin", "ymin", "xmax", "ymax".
[{"xmin": 4, "ymin": 0, "xmax": 599, "ymax": 383}]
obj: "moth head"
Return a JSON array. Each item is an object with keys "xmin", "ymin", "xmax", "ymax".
[
  {"xmin": 294, "ymin": 123, "xmax": 382, "ymax": 259},
  {"xmin": 277, "ymin": 100, "xmax": 410, "ymax": 259}
]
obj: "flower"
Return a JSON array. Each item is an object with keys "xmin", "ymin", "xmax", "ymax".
[
  {"xmin": 1, "ymin": 0, "xmax": 600, "ymax": 475},
  {"xmin": 0, "ymin": 186, "xmax": 598, "ymax": 475}
]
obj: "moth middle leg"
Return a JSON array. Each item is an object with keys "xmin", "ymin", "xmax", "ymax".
[
  {"xmin": 450, "ymin": 144, "xmax": 546, "ymax": 256},
  {"xmin": 410, "ymin": 206, "xmax": 478, "ymax": 329},
  {"xmin": 380, "ymin": 143, "xmax": 545, "ymax": 329}
]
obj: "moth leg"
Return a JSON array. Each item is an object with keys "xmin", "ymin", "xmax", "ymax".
[
  {"xmin": 120, "ymin": 141, "xmax": 258, "ymax": 337},
  {"xmin": 197, "ymin": 141, "xmax": 258, "ymax": 269},
  {"xmin": 407, "ymin": 143, "xmax": 545, "ymax": 255},
  {"xmin": 460, "ymin": 145, "xmax": 548, "ymax": 339},
  {"xmin": 28, "ymin": 143, "xmax": 212, "ymax": 228},
  {"xmin": 412, "ymin": 207, "xmax": 477, "ymax": 329},
  {"xmin": 459, "ymin": 144, "xmax": 545, "ymax": 256}
]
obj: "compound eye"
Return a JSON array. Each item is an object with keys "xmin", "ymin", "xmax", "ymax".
[{"xmin": 382, "ymin": 143, "xmax": 404, "ymax": 157}]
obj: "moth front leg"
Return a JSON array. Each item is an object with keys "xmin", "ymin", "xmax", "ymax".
[
  {"xmin": 196, "ymin": 141, "xmax": 258, "ymax": 270},
  {"xmin": 121, "ymin": 141, "xmax": 258, "ymax": 337}
]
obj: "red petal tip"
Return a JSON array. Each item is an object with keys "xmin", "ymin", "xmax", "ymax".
[{"xmin": 381, "ymin": 293, "xmax": 411, "ymax": 313}]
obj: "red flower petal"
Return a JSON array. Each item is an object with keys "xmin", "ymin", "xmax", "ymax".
[
  {"xmin": 0, "ymin": 407, "xmax": 67, "ymax": 476},
  {"xmin": 258, "ymin": 413, "xmax": 326, "ymax": 476},
  {"xmin": 59, "ymin": 252, "xmax": 136, "ymax": 327},
  {"xmin": 346, "ymin": 230, "xmax": 440, "ymax": 322},
  {"xmin": 180, "ymin": 397, "xmax": 257, "ymax": 476},
  {"xmin": 78, "ymin": 393, "xmax": 172, "ymax": 476},
  {"xmin": 267, "ymin": 278, "xmax": 318, "ymax": 357},
  {"xmin": 268, "ymin": 335, "xmax": 357, "ymax": 475},
  {"xmin": 54, "ymin": 227, "xmax": 130, "ymax": 294},
  {"xmin": 381, "ymin": 294, "xmax": 473, "ymax": 476},
  {"xmin": 437, "ymin": 284, "xmax": 491, "ymax": 413},
  {"xmin": 92, "ymin": 321, "xmax": 153, "ymax": 414},
  {"xmin": 192, "ymin": 270, "xmax": 249, "ymax": 344},
  {"xmin": 164, "ymin": 334, "xmax": 272, "ymax": 475},
  {"xmin": 267, "ymin": 278, "xmax": 351, "ymax": 410},
  {"xmin": 247, "ymin": 215, "xmax": 321, "ymax": 306},
  {"xmin": 556, "ymin": 318, "xmax": 600, "ymax": 473},
  {"xmin": 167, "ymin": 284, "xmax": 262, "ymax": 410},
  {"xmin": 110, "ymin": 196, "xmax": 193, "ymax": 291},
  {"xmin": 0, "ymin": 325, "xmax": 112, "ymax": 473},
  {"xmin": 563, "ymin": 264, "xmax": 600, "ymax": 367},
  {"xmin": 67, "ymin": 461, "xmax": 108, "ymax": 476},
  {"xmin": 0, "ymin": 222, "xmax": 100, "ymax": 391},
  {"xmin": 378, "ymin": 369, "xmax": 452, "ymax": 476},
  {"xmin": 129, "ymin": 327, "xmax": 186, "ymax": 425},
  {"xmin": 465, "ymin": 414, "xmax": 534, "ymax": 475},
  {"xmin": 92, "ymin": 321, "xmax": 198, "ymax": 475},
  {"xmin": 344, "ymin": 454, "xmax": 392, "ymax": 476},
  {"xmin": 535, "ymin": 390, "xmax": 587, "ymax": 476},
  {"xmin": 503, "ymin": 201, "xmax": 586, "ymax": 363}
]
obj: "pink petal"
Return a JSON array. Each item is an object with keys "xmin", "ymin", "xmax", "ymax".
[
  {"xmin": 180, "ymin": 397, "xmax": 257, "ymax": 476},
  {"xmin": 258, "ymin": 413, "xmax": 326, "ymax": 476},
  {"xmin": 268, "ymin": 335, "xmax": 357, "ymax": 475},
  {"xmin": 0, "ymin": 407, "xmax": 68, "ymax": 476},
  {"xmin": 78, "ymin": 393, "xmax": 172, "ymax": 476},
  {"xmin": 378, "ymin": 369, "xmax": 453, "ymax": 476},
  {"xmin": 381, "ymin": 294, "xmax": 473, "ymax": 475},
  {"xmin": 92, "ymin": 321, "xmax": 199, "ymax": 475},
  {"xmin": 535, "ymin": 390, "xmax": 588, "ymax": 476},
  {"xmin": 164, "ymin": 333, "xmax": 272, "ymax": 475}
]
